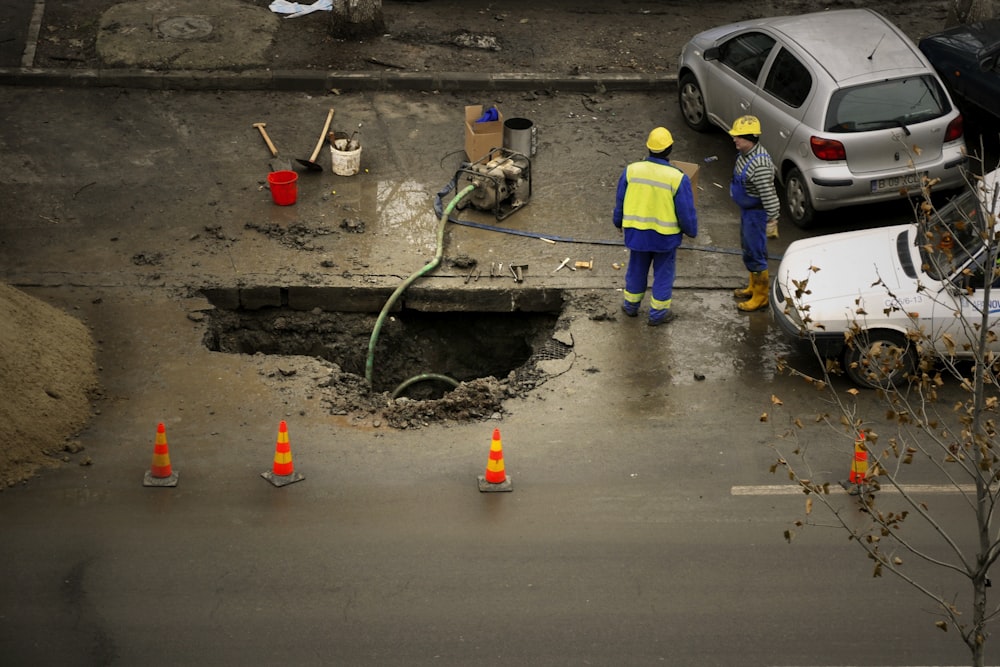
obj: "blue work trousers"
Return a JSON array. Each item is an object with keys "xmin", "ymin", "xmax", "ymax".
[
  {"xmin": 623, "ymin": 249, "xmax": 677, "ymax": 315},
  {"xmin": 740, "ymin": 208, "xmax": 768, "ymax": 273}
]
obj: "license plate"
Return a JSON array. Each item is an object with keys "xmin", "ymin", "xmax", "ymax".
[{"xmin": 871, "ymin": 171, "xmax": 927, "ymax": 193}]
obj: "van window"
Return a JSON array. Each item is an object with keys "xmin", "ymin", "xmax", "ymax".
[
  {"xmin": 763, "ymin": 48, "xmax": 811, "ymax": 107},
  {"xmin": 825, "ymin": 75, "xmax": 949, "ymax": 132},
  {"xmin": 719, "ymin": 32, "xmax": 776, "ymax": 84},
  {"xmin": 919, "ymin": 187, "xmax": 985, "ymax": 281}
]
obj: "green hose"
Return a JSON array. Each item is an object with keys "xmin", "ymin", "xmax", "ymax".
[
  {"xmin": 365, "ymin": 183, "xmax": 476, "ymax": 385},
  {"xmin": 390, "ymin": 373, "xmax": 460, "ymax": 399}
]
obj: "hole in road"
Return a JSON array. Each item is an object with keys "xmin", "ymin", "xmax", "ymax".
[{"xmin": 202, "ymin": 307, "xmax": 564, "ymax": 399}]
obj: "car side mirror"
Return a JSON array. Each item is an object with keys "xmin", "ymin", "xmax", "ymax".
[{"xmin": 704, "ymin": 46, "xmax": 720, "ymax": 62}]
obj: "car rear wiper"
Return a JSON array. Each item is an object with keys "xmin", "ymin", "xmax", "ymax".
[{"xmin": 891, "ymin": 117, "xmax": 912, "ymax": 136}]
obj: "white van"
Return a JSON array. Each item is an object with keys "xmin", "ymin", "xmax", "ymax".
[{"xmin": 770, "ymin": 168, "xmax": 1000, "ymax": 388}]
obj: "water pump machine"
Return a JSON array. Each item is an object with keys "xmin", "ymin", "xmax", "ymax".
[{"xmin": 454, "ymin": 148, "xmax": 532, "ymax": 221}]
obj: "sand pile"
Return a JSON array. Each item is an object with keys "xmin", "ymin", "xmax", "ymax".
[{"xmin": 0, "ymin": 282, "xmax": 99, "ymax": 487}]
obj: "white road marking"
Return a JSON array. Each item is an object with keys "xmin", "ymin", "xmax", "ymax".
[
  {"xmin": 22, "ymin": 0, "xmax": 46, "ymax": 67},
  {"xmin": 732, "ymin": 484, "xmax": 980, "ymax": 496}
]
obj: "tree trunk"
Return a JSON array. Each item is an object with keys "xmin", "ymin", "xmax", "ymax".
[
  {"xmin": 947, "ymin": 0, "xmax": 995, "ymax": 26},
  {"xmin": 329, "ymin": 0, "xmax": 386, "ymax": 40}
]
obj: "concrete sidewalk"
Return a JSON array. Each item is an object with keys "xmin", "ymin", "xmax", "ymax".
[{"xmin": 0, "ymin": 0, "xmax": 676, "ymax": 92}]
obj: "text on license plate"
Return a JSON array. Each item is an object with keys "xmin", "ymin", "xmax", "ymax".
[{"xmin": 871, "ymin": 172, "xmax": 928, "ymax": 193}]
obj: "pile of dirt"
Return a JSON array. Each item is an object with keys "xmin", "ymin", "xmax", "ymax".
[{"xmin": 0, "ymin": 283, "xmax": 99, "ymax": 488}]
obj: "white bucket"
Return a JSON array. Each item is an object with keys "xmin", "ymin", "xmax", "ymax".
[{"xmin": 330, "ymin": 145, "xmax": 362, "ymax": 176}]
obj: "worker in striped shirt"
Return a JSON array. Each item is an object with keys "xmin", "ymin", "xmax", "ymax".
[{"xmin": 728, "ymin": 115, "xmax": 780, "ymax": 312}]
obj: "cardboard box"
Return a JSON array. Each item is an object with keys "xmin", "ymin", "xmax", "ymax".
[
  {"xmin": 465, "ymin": 105, "xmax": 504, "ymax": 162},
  {"xmin": 672, "ymin": 160, "xmax": 701, "ymax": 207}
]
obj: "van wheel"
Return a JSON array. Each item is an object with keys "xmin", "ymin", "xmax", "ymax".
[
  {"xmin": 678, "ymin": 73, "xmax": 710, "ymax": 132},
  {"xmin": 843, "ymin": 330, "xmax": 915, "ymax": 389},
  {"xmin": 784, "ymin": 168, "xmax": 816, "ymax": 229}
]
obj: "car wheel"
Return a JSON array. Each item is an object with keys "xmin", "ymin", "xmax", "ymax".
[
  {"xmin": 842, "ymin": 330, "xmax": 916, "ymax": 389},
  {"xmin": 784, "ymin": 167, "xmax": 816, "ymax": 229},
  {"xmin": 678, "ymin": 73, "xmax": 710, "ymax": 132}
]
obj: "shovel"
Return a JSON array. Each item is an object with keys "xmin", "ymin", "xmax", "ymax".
[{"xmin": 297, "ymin": 108, "xmax": 335, "ymax": 172}]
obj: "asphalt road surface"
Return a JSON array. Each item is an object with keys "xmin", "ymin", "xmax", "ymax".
[{"xmin": 0, "ymin": 79, "xmax": 988, "ymax": 666}]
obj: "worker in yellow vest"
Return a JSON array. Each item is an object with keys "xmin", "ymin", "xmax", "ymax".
[{"xmin": 613, "ymin": 127, "xmax": 698, "ymax": 325}]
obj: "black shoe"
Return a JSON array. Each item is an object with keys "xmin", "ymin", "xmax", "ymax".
[
  {"xmin": 621, "ymin": 303, "xmax": 639, "ymax": 318},
  {"xmin": 647, "ymin": 310, "xmax": 676, "ymax": 326}
]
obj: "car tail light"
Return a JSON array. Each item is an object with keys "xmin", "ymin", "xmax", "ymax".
[
  {"xmin": 810, "ymin": 136, "xmax": 846, "ymax": 161},
  {"xmin": 944, "ymin": 114, "xmax": 964, "ymax": 142}
]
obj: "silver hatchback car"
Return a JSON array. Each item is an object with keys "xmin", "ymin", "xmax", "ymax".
[{"xmin": 678, "ymin": 8, "xmax": 967, "ymax": 228}]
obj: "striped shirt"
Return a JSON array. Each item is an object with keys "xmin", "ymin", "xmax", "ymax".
[{"xmin": 734, "ymin": 143, "xmax": 780, "ymax": 222}]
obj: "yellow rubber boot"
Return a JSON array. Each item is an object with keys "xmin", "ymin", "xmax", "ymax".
[
  {"xmin": 737, "ymin": 270, "xmax": 769, "ymax": 312},
  {"xmin": 733, "ymin": 272, "xmax": 753, "ymax": 299}
]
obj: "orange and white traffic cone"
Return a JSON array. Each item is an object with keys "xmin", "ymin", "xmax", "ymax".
[
  {"xmin": 477, "ymin": 427, "xmax": 512, "ymax": 492},
  {"xmin": 261, "ymin": 420, "xmax": 304, "ymax": 487},
  {"xmin": 840, "ymin": 431, "xmax": 869, "ymax": 496},
  {"xmin": 143, "ymin": 422, "xmax": 178, "ymax": 487}
]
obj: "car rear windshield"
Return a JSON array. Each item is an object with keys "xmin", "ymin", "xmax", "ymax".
[{"xmin": 825, "ymin": 75, "xmax": 949, "ymax": 133}]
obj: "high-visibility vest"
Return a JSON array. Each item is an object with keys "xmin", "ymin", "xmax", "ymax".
[{"xmin": 622, "ymin": 161, "xmax": 683, "ymax": 235}]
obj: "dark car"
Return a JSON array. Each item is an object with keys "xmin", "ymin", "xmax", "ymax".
[{"xmin": 919, "ymin": 19, "xmax": 1000, "ymax": 122}]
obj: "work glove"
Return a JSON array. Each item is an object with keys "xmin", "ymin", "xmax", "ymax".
[
  {"xmin": 766, "ymin": 220, "xmax": 779, "ymax": 239},
  {"xmin": 476, "ymin": 107, "xmax": 499, "ymax": 123}
]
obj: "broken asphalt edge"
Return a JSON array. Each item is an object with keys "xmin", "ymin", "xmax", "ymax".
[{"xmin": 0, "ymin": 67, "xmax": 676, "ymax": 92}]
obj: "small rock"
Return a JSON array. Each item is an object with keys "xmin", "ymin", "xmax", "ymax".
[
  {"xmin": 552, "ymin": 330, "xmax": 574, "ymax": 347},
  {"xmin": 63, "ymin": 441, "xmax": 85, "ymax": 454}
]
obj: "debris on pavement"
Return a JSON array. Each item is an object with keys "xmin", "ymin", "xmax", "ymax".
[{"xmin": 268, "ymin": 0, "xmax": 332, "ymax": 19}]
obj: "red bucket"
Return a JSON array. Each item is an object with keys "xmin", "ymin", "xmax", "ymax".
[{"xmin": 267, "ymin": 170, "xmax": 298, "ymax": 205}]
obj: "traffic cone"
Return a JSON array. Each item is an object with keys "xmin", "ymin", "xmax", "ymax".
[
  {"xmin": 477, "ymin": 427, "xmax": 512, "ymax": 492},
  {"xmin": 261, "ymin": 420, "xmax": 304, "ymax": 487},
  {"xmin": 143, "ymin": 422, "xmax": 178, "ymax": 487},
  {"xmin": 840, "ymin": 432, "xmax": 869, "ymax": 496}
]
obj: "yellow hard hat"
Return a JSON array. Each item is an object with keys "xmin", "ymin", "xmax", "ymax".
[
  {"xmin": 729, "ymin": 115, "xmax": 762, "ymax": 137},
  {"xmin": 646, "ymin": 127, "xmax": 674, "ymax": 152}
]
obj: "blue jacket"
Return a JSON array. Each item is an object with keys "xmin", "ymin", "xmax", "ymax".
[{"xmin": 613, "ymin": 157, "xmax": 698, "ymax": 252}]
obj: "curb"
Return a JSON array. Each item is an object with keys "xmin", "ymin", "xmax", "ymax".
[{"xmin": 0, "ymin": 67, "xmax": 677, "ymax": 92}]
